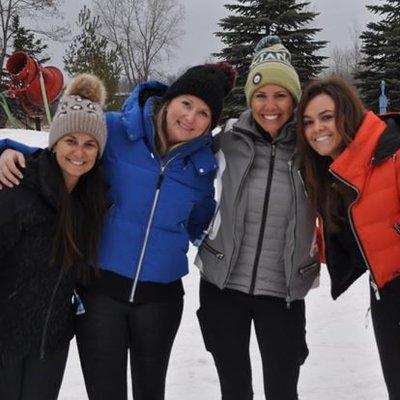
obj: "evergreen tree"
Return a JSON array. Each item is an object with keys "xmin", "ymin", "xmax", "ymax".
[
  {"xmin": 11, "ymin": 15, "xmax": 50, "ymax": 64},
  {"xmin": 355, "ymin": 0, "xmax": 400, "ymax": 112},
  {"xmin": 214, "ymin": 0, "xmax": 327, "ymax": 118},
  {"xmin": 64, "ymin": 6, "xmax": 122, "ymax": 110}
]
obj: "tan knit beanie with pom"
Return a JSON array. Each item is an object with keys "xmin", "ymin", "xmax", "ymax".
[{"xmin": 49, "ymin": 73, "xmax": 107, "ymax": 156}]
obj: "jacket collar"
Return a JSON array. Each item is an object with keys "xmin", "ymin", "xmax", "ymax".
[
  {"xmin": 121, "ymin": 80, "xmax": 168, "ymax": 141},
  {"xmin": 372, "ymin": 113, "xmax": 400, "ymax": 165},
  {"xmin": 232, "ymin": 109, "xmax": 296, "ymax": 146},
  {"xmin": 330, "ymin": 111, "xmax": 387, "ymax": 191}
]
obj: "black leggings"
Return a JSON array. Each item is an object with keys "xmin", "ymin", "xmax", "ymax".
[
  {"xmin": 0, "ymin": 345, "xmax": 69, "ymax": 400},
  {"xmin": 197, "ymin": 279, "xmax": 308, "ymax": 400},
  {"xmin": 75, "ymin": 292, "xmax": 183, "ymax": 400},
  {"xmin": 370, "ymin": 279, "xmax": 400, "ymax": 400}
]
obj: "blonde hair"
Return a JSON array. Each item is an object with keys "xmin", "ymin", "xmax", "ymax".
[{"xmin": 154, "ymin": 103, "xmax": 169, "ymax": 157}]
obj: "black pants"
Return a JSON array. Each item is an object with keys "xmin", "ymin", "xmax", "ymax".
[
  {"xmin": 75, "ymin": 292, "xmax": 183, "ymax": 400},
  {"xmin": 0, "ymin": 345, "xmax": 69, "ymax": 400},
  {"xmin": 197, "ymin": 279, "xmax": 308, "ymax": 400},
  {"xmin": 370, "ymin": 279, "xmax": 400, "ymax": 400}
]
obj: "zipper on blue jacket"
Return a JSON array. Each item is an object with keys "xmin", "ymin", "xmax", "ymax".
[
  {"xmin": 249, "ymin": 143, "xmax": 276, "ymax": 295},
  {"xmin": 329, "ymin": 169, "xmax": 380, "ymax": 300},
  {"xmin": 129, "ymin": 155, "xmax": 179, "ymax": 303},
  {"xmin": 40, "ymin": 267, "xmax": 64, "ymax": 360}
]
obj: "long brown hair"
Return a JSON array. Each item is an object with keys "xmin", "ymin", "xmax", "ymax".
[
  {"xmin": 296, "ymin": 76, "xmax": 367, "ymax": 231},
  {"xmin": 51, "ymin": 154, "xmax": 106, "ymax": 282}
]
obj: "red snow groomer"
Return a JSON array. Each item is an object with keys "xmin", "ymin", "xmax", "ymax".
[{"xmin": 5, "ymin": 51, "xmax": 64, "ymax": 128}]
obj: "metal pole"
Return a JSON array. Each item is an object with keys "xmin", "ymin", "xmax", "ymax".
[{"xmin": 39, "ymin": 69, "xmax": 52, "ymax": 125}]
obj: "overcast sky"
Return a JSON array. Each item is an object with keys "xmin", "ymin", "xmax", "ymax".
[{"xmin": 49, "ymin": 0, "xmax": 379, "ymax": 75}]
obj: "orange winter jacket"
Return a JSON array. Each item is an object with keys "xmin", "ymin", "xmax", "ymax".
[{"xmin": 319, "ymin": 111, "xmax": 400, "ymax": 294}]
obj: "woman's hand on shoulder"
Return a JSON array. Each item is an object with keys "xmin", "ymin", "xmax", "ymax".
[{"xmin": 0, "ymin": 149, "xmax": 26, "ymax": 189}]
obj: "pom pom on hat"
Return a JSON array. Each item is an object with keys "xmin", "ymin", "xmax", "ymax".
[
  {"xmin": 245, "ymin": 35, "xmax": 301, "ymax": 106},
  {"xmin": 206, "ymin": 61, "xmax": 238, "ymax": 96},
  {"xmin": 49, "ymin": 74, "xmax": 108, "ymax": 156},
  {"xmin": 64, "ymin": 73, "xmax": 107, "ymax": 107},
  {"xmin": 163, "ymin": 62, "xmax": 237, "ymax": 130},
  {"xmin": 253, "ymin": 35, "xmax": 282, "ymax": 53}
]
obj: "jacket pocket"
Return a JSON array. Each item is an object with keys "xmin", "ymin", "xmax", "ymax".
[
  {"xmin": 298, "ymin": 261, "xmax": 320, "ymax": 277},
  {"xmin": 202, "ymin": 241, "xmax": 225, "ymax": 260}
]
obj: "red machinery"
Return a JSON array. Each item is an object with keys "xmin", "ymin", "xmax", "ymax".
[{"xmin": 6, "ymin": 51, "xmax": 64, "ymax": 120}]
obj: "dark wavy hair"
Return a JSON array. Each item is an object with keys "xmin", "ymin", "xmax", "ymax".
[
  {"xmin": 50, "ymin": 154, "xmax": 106, "ymax": 282},
  {"xmin": 296, "ymin": 76, "xmax": 366, "ymax": 231}
]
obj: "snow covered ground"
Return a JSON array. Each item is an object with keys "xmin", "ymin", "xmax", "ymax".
[
  {"xmin": 59, "ymin": 255, "xmax": 387, "ymax": 400},
  {"xmin": 0, "ymin": 129, "xmax": 49, "ymax": 148}
]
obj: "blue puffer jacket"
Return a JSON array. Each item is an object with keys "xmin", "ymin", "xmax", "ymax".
[
  {"xmin": 1, "ymin": 81, "xmax": 217, "ymax": 299},
  {"xmin": 96, "ymin": 81, "xmax": 217, "ymax": 291}
]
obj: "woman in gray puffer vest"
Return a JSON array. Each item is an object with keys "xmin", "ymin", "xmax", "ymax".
[{"xmin": 195, "ymin": 36, "xmax": 319, "ymax": 400}]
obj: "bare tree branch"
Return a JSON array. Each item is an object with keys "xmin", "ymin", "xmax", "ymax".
[
  {"xmin": 93, "ymin": 0, "xmax": 184, "ymax": 88},
  {"xmin": 324, "ymin": 21, "xmax": 362, "ymax": 84}
]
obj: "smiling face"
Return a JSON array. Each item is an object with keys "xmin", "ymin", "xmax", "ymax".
[
  {"xmin": 250, "ymin": 84, "xmax": 294, "ymax": 137},
  {"xmin": 165, "ymin": 94, "xmax": 211, "ymax": 145},
  {"xmin": 53, "ymin": 132, "xmax": 99, "ymax": 192},
  {"xmin": 302, "ymin": 93, "xmax": 344, "ymax": 160}
]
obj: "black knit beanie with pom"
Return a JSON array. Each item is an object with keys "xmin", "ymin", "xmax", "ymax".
[{"xmin": 163, "ymin": 62, "xmax": 237, "ymax": 129}]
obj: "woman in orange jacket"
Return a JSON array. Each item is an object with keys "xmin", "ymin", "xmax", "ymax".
[{"xmin": 297, "ymin": 76, "xmax": 400, "ymax": 400}]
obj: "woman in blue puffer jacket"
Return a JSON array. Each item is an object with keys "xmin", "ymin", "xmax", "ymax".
[{"xmin": 0, "ymin": 63, "xmax": 236, "ymax": 400}]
